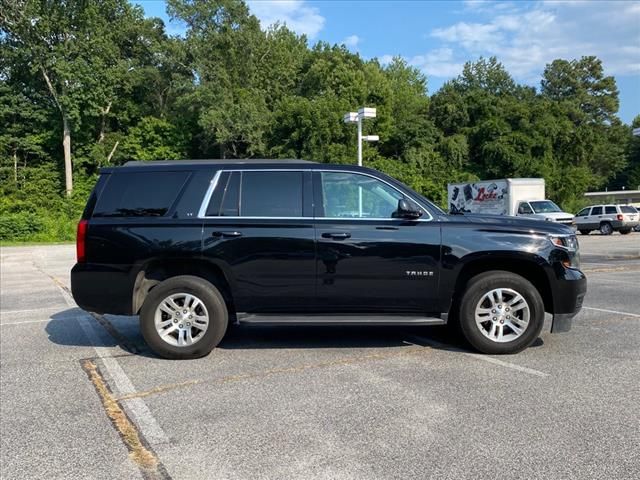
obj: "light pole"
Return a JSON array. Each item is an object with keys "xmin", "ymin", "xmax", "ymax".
[
  {"xmin": 343, "ymin": 107, "xmax": 378, "ymax": 166},
  {"xmin": 343, "ymin": 107, "xmax": 379, "ymax": 215}
]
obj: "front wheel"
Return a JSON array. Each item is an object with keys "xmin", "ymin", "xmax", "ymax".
[
  {"xmin": 140, "ymin": 275, "xmax": 228, "ymax": 359},
  {"xmin": 458, "ymin": 271, "xmax": 544, "ymax": 354}
]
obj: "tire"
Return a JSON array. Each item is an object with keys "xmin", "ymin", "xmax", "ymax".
[
  {"xmin": 139, "ymin": 275, "xmax": 228, "ymax": 359},
  {"xmin": 458, "ymin": 271, "xmax": 545, "ymax": 355},
  {"xmin": 579, "ymin": 230, "xmax": 591, "ymax": 235},
  {"xmin": 599, "ymin": 222, "xmax": 613, "ymax": 235},
  {"xmin": 619, "ymin": 228, "xmax": 631, "ymax": 235}
]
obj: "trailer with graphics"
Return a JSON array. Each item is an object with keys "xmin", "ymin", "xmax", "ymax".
[{"xmin": 447, "ymin": 178, "xmax": 574, "ymax": 225}]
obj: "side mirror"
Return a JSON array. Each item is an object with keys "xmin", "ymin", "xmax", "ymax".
[{"xmin": 395, "ymin": 198, "xmax": 423, "ymax": 219}]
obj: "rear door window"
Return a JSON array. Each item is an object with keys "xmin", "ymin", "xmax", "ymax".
[
  {"xmin": 605, "ymin": 206, "xmax": 617, "ymax": 214},
  {"xmin": 241, "ymin": 171, "xmax": 303, "ymax": 217},
  {"xmin": 94, "ymin": 171, "xmax": 190, "ymax": 217},
  {"xmin": 591, "ymin": 206, "xmax": 603, "ymax": 215}
]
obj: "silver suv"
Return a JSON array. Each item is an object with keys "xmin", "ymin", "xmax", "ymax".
[{"xmin": 574, "ymin": 204, "xmax": 639, "ymax": 235}]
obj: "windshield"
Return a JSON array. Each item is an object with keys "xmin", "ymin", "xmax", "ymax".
[{"xmin": 530, "ymin": 200, "xmax": 562, "ymax": 213}]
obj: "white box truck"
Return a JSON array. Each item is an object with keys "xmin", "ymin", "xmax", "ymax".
[{"xmin": 447, "ymin": 178, "xmax": 574, "ymax": 225}]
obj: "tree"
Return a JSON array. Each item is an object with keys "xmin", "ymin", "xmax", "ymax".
[{"xmin": 1, "ymin": 0, "xmax": 149, "ymax": 194}]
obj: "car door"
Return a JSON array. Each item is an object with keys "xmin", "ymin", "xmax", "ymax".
[
  {"xmin": 201, "ymin": 169, "xmax": 316, "ymax": 313},
  {"xmin": 313, "ymin": 170, "xmax": 441, "ymax": 314},
  {"xmin": 588, "ymin": 206, "xmax": 603, "ymax": 229},
  {"xmin": 575, "ymin": 207, "xmax": 590, "ymax": 228}
]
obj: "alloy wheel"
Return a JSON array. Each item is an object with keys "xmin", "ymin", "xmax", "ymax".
[
  {"xmin": 154, "ymin": 293, "xmax": 209, "ymax": 347},
  {"xmin": 474, "ymin": 288, "xmax": 530, "ymax": 343}
]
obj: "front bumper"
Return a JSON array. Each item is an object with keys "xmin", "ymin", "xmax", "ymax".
[{"xmin": 550, "ymin": 267, "xmax": 587, "ymax": 333}]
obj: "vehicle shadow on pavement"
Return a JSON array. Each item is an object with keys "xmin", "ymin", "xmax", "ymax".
[
  {"xmin": 44, "ymin": 309, "xmax": 543, "ymax": 357},
  {"xmin": 45, "ymin": 308, "xmax": 120, "ymax": 349}
]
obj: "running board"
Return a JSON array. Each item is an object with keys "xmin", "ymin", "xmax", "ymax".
[{"xmin": 236, "ymin": 313, "xmax": 447, "ymax": 326}]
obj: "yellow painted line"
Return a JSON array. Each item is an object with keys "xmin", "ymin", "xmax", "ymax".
[
  {"xmin": 117, "ymin": 346, "xmax": 427, "ymax": 401},
  {"xmin": 82, "ymin": 360, "xmax": 165, "ymax": 477}
]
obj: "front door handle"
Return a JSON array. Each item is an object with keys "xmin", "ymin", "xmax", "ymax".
[
  {"xmin": 212, "ymin": 231, "xmax": 243, "ymax": 238},
  {"xmin": 321, "ymin": 232, "xmax": 351, "ymax": 240}
]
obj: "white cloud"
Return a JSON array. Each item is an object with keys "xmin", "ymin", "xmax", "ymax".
[
  {"xmin": 341, "ymin": 34, "xmax": 360, "ymax": 49},
  {"xmin": 378, "ymin": 54, "xmax": 395, "ymax": 66},
  {"xmin": 423, "ymin": 0, "xmax": 640, "ymax": 81},
  {"xmin": 247, "ymin": 0, "xmax": 325, "ymax": 38},
  {"xmin": 409, "ymin": 48, "xmax": 464, "ymax": 78}
]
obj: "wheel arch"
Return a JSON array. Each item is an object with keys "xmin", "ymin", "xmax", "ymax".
[
  {"xmin": 132, "ymin": 257, "xmax": 235, "ymax": 315},
  {"xmin": 449, "ymin": 255, "xmax": 554, "ymax": 319}
]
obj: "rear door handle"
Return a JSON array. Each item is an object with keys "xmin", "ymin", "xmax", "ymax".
[
  {"xmin": 321, "ymin": 232, "xmax": 351, "ymax": 240},
  {"xmin": 212, "ymin": 231, "xmax": 243, "ymax": 238}
]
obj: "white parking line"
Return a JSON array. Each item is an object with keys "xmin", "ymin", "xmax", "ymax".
[
  {"xmin": 50, "ymin": 271, "xmax": 170, "ymax": 446},
  {"xmin": 406, "ymin": 335, "xmax": 550, "ymax": 378},
  {"xmin": 583, "ymin": 306, "xmax": 640, "ymax": 318},
  {"xmin": 584, "ymin": 277, "xmax": 640, "ymax": 287},
  {"xmin": 0, "ymin": 315, "xmax": 85, "ymax": 326}
]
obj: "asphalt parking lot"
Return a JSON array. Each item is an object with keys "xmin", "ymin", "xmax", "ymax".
[{"xmin": 1, "ymin": 233, "xmax": 639, "ymax": 480}]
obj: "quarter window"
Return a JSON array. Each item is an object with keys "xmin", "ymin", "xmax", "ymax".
[
  {"xmin": 318, "ymin": 171, "xmax": 418, "ymax": 218},
  {"xmin": 94, "ymin": 171, "xmax": 190, "ymax": 217}
]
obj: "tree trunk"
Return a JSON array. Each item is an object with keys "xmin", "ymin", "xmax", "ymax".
[
  {"xmin": 63, "ymin": 115, "xmax": 73, "ymax": 196},
  {"xmin": 13, "ymin": 149, "xmax": 18, "ymax": 183},
  {"xmin": 41, "ymin": 67, "xmax": 73, "ymax": 195}
]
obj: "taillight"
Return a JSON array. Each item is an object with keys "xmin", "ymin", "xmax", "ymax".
[
  {"xmin": 617, "ymin": 214, "xmax": 623, "ymax": 221},
  {"xmin": 76, "ymin": 219, "xmax": 88, "ymax": 263}
]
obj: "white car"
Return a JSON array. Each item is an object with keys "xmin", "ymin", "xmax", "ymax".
[{"xmin": 574, "ymin": 204, "xmax": 639, "ymax": 235}]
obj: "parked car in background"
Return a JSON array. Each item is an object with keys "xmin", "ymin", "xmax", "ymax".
[{"xmin": 574, "ymin": 204, "xmax": 639, "ymax": 235}]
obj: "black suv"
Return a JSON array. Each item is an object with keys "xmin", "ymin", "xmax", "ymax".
[{"xmin": 71, "ymin": 160, "xmax": 586, "ymax": 359}]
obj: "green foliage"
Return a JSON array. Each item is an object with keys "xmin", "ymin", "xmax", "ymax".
[{"xmin": 0, "ymin": 2, "xmax": 636, "ymax": 242}]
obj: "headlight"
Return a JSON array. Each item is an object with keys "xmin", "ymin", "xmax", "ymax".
[{"xmin": 549, "ymin": 234, "xmax": 578, "ymax": 251}]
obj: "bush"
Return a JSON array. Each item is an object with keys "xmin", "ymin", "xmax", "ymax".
[{"xmin": 0, "ymin": 212, "xmax": 45, "ymax": 241}]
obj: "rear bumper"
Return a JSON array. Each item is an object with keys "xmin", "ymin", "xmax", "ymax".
[
  {"xmin": 550, "ymin": 267, "xmax": 587, "ymax": 333},
  {"xmin": 71, "ymin": 263, "xmax": 134, "ymax": 315}
]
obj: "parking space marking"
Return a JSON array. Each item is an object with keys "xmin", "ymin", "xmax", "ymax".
[
  {"xmin": 583, "ymin": 306, "xmax": 640, "ymax": 318},
  {"xmin": 406, "ymin": 335, "xmax": 550, "ymax": 377},
  {"xmin": 583, "ymin": 276, "xmax": 640, "ymax": 286},
  {"xmin": 82, "ymin": 359, "xmax": 167, "ymax": 479},
  {"xmin": 116, "ymin": 346, "xmax": 427, "ymax": 401},
  {"xmin": 0, "ymin": 315, "xmax": 85, "ymax": 326},
  {"xmin": 43, "ymin": 263, "xmax": 171, "ymax": 448}
]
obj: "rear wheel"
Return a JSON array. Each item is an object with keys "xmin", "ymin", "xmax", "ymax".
[
  {"xmin": 140, "ymin": 275, "xmax": 228, "ymax": 359},
  {"xmin": 579, "ymin": 229, "xmax": 591, "ymax": 235},
  {"xmin": 619, "ymin": 228, "xmax": 631, "ymax": 235},
  {"xmin": 458, "ymin": 271, "xmax": 544, "ymax": 354},
  {"xmin": 599, "ymin": 222, "xmax": 613, "ymax": 235}
]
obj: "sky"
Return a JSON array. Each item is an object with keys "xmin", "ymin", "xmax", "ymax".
[{"xmin": 132, "ymin": 0, "xmax": 640, "ymax": 124}]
